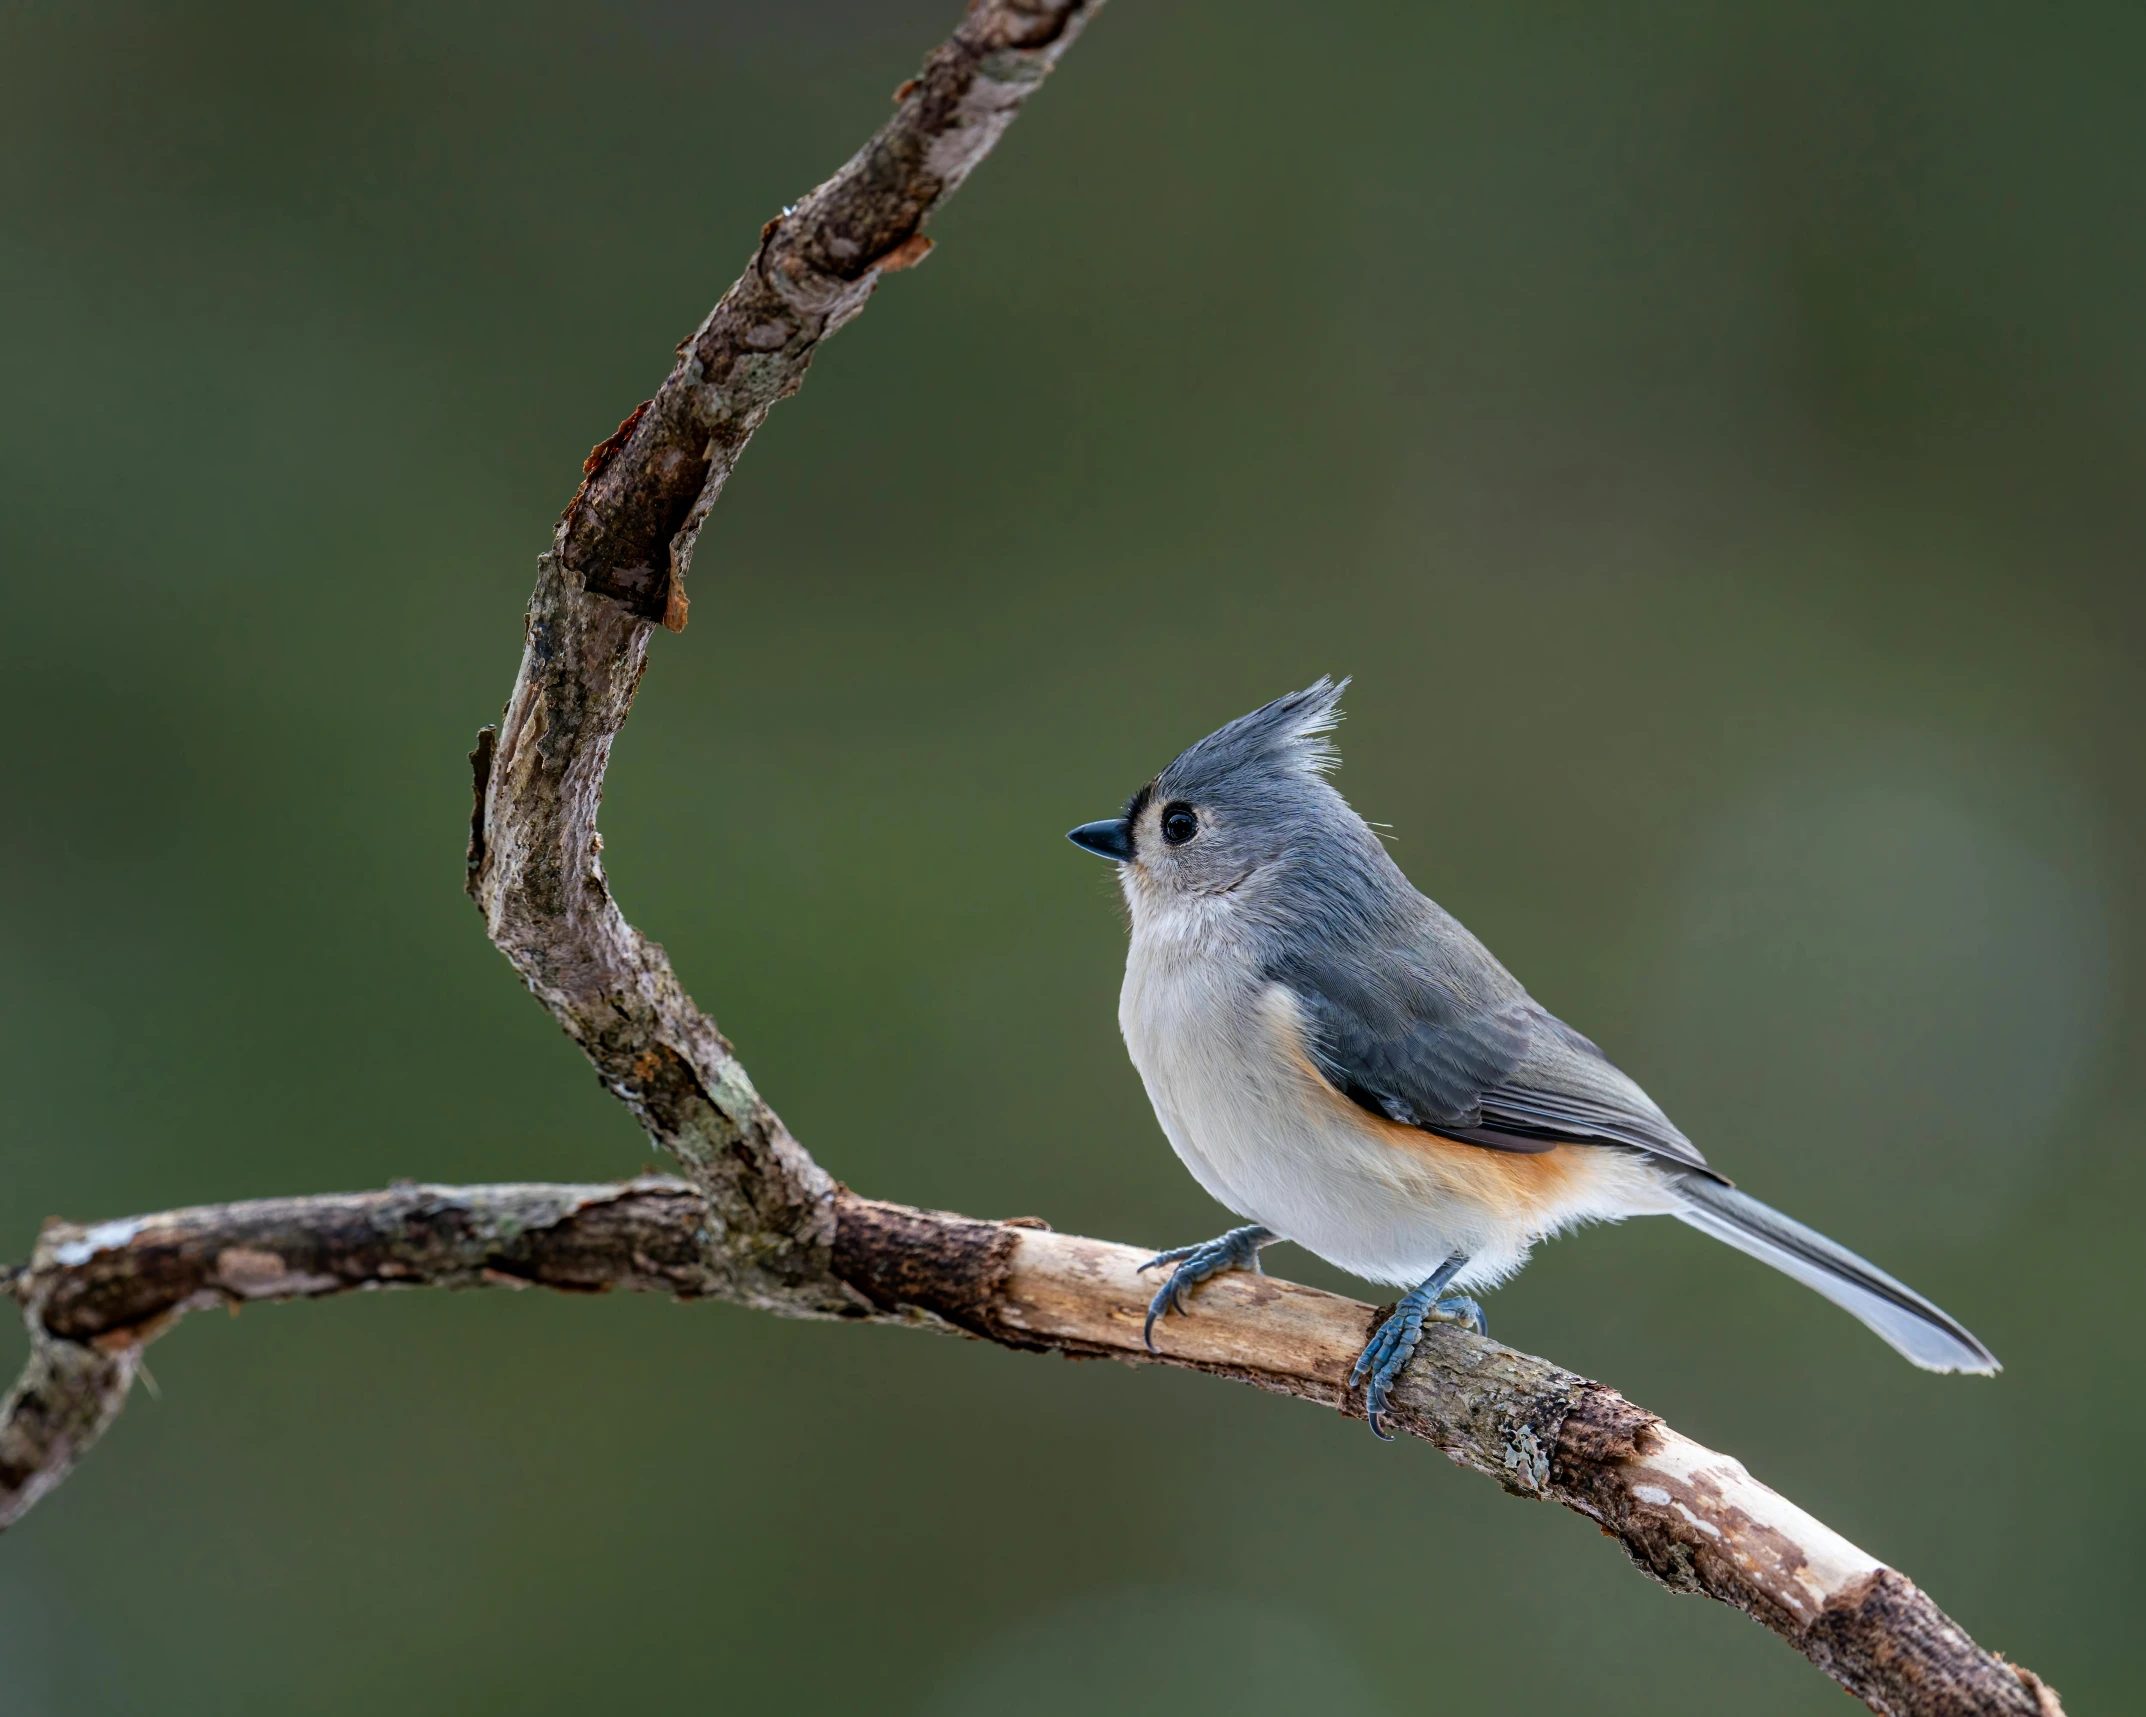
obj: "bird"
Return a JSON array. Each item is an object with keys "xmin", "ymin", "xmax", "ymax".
[{"xmin": 1066, "ymin": 679, "xmax": 1998, "ymax": 1437}]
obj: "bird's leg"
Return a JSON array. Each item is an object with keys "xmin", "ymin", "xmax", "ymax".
[
  {"xmin": 1136, "ymin": 1224, "xmax": 1276, "ymax": 1351},
  {"xmin": 1350, "ymin": 1256, "xmax": 1487, "ymax": 1440}
]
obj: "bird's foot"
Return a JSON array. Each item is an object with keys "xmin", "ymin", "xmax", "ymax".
[
  {"xmin": 1350, "ymin": 1262, "xmax": 1485, "ymax": 1440},
  {"xmin": 1136, "ymin": 1224, "xmax": 1274, "ymax": 1350}
]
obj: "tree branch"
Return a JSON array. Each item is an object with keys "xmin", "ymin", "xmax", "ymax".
[
  {"xmin": 465, "ymin": 0, "xmax": 1103, "ymax": 1315},
  {"xmin": 6, "ymin": 1182, "xmax": 2061, "ymax": 1716},
  {"xmin": 0, "ymin": 2, "xmax": 2063, "ymax": 1712}
]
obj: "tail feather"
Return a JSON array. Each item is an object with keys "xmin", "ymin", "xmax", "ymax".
[{"xmin": 1674, "ymin": 1178, "xmax": 1999, "ymax": 1375}]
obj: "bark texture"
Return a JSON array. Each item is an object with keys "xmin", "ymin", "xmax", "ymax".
[
  {"xmin": 0, "ymin": 1180, "xmax": 715, "ymax": 1530},
  {"xmin": 0, "ymin": 2, "xmax": 2063, "ymax": 1712},
  {"xmin": 466, "ymin": 0, "xmax": 1102, "ymax": 1315},
  {"xmin": 6, "ymin": 1184, "xmax": 2059, "ymax": 1716}
]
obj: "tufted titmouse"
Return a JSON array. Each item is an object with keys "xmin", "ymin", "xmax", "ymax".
[{"xmin": 1068, "ymin": 680, "xmax": 1997, "ymax": 1436}]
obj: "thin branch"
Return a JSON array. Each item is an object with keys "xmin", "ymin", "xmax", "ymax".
[
  {"xmin": 0, "ymin": 2, "xmax": 2064, "ymax": 1712},
  {"xmin": 5, "ymin": 1183, "xmax": 2061, "ymax": 1717},
  {"xmin": 0, "ymin": 1178, "xmax": 713, "ymax": 1530},
  {"xmin": 467, "ymin": 0, "xmax": 1102, "ymax": 1315}
]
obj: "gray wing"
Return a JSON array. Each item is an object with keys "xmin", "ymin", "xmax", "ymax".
[{"xmin": 1277, "ymin": 940, "xmax": 1720, "ymax": 1180}]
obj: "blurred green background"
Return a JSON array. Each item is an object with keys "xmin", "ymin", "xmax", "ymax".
[{"xmin": 2, "ymin": 0, "xmax": 2140, "ymax": 1710}]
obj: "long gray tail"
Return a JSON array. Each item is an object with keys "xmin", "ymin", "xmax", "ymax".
[{"xmin": 1673, "ymin": 1177, "xmax": 1999, "ymax": 1374}]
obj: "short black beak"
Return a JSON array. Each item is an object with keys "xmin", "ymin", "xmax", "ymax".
[{"xmin": 1067, "ymin": 818, "xmax": 1134, "ymax": 861}]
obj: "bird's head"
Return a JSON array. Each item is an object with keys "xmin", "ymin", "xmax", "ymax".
[{"xmin": 1068, "ymin": 677, "xmax": 1360, "ymax": 918}]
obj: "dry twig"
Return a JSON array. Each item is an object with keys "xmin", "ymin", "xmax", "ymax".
[{"xmin": 1, "ymin": 4, "xmax": 2061, "ymax": 1712}]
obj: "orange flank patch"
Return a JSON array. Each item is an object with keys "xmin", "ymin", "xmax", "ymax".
[
  {"xmin": 1268, "ymin": 994, "xmax": 1593, "ymax": 1221},
  {"xmin": 1359, "ymin": 1111, "xmax": 1590, "ymax": 1220}
]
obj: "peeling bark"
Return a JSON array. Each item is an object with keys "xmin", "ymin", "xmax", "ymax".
[
  {"xmin": 0, "ymin": 2, "xmax": 2062, "ymax": 1711},
  {"xmin": 4, "ymin": 1184, "xmax": 2057, "ymax": 1715}
]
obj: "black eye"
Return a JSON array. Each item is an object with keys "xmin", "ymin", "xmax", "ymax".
[{"xmin": 1161, "ymin": 803, "xmax": 1199, "ymax": 846}]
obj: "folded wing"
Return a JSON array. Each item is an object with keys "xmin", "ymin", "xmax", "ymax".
[{"xmin": 1277, "ymin": 933, "xmax": 1722, "ymax": 1181}]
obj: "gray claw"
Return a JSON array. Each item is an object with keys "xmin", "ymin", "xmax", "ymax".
[
  {"xmin": 1137, "ymin": 1225, "xmax": 1273, "ymax": 1351},
  {"xmin": 1348, "ymin": 1258, "xmax": 1480, "ymax": 1439}
]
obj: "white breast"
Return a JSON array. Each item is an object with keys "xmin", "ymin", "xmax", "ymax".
[
  {"xmin": 1118, "ymin": 893, "xmax": 1678, "ymax": 1290},
  {"xmin": 1118, "ymin": 897, "xmax": 1289, "ymax": 1221}
]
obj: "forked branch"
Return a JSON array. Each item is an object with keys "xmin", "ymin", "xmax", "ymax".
[{"xmin": 1, "ymin": 4, "xmax": 2060, "ymax": 1712}]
